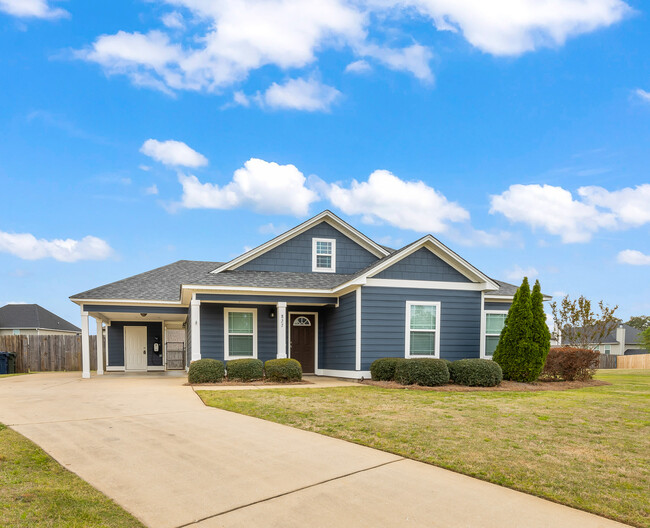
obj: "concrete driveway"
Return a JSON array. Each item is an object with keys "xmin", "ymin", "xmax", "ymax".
[{"xmin": 0, "ymin": 373, "xmax": 629, "ymax": 528}]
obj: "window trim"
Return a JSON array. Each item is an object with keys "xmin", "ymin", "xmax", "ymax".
[
  {"xmin": 312, "ymin": 238, "xmax": 336, "ymax": 273},
  {"xmin": 482, "ymin": 309, "xmax": 508, "ymax": 359},
  {"xmin": 405, "ymin": 301, "xmax": 441, "ymax": 359},
  {"xmin": 224, "ymin": 307, "xmax": 258, "ymax": 360},
  {"xmin": 604, "ymin": 344, "xmax": 611, "ymax": 355}
]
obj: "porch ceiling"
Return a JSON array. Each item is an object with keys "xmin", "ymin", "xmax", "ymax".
[{"xmin": 88, "ymin": 311, "xmax": 187, "ymax": 323}]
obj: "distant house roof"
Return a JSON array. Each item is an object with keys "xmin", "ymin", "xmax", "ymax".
[
  {"xmin": 0, "ymin": 304, "xmax": 81, "ymax": 332},
  {"xmin": 561, "ymin": 323, "xmax": 641, "ymax": 345}
]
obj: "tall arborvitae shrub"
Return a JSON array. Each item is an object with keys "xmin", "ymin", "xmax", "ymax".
[
  {"xmin": 530, "ymin": 279, "xmax": 551, "ymax": 378},
  {"xmin": 493, "ymin": 277, "xmax": 540, "ymax": 382}
]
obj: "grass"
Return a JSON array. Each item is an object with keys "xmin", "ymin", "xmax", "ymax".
[
  {"xmin": 198, "ymin": 369, "xmax": 650, "ymax": 528},
  {"xmin": 0, "ymin": 423, "xmax": 144, "ymax": 528}
]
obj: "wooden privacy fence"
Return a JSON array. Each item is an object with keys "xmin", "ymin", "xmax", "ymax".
[
  {"xmin": 0, "ymin": 335, "xmax": 98, "ymax": 373},
  {"xmin": 617, "ymin": 353, "xmax": 650, "ymax": 370},
  {"xmin": 598, "ymin": 354, "xmax": 618, "ymax": 369}
]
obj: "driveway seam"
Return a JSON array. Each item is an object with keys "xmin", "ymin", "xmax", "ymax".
[
  {"xmin": 6, "ymin": 409, "xmax": 209, "ymax": 427},
  {"xmin": 174, "ymin": 458, "xmax": 405, "ymax": 528}
]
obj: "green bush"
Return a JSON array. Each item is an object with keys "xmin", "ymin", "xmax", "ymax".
[
  {"xmin": 370, "ymin": 357, "xmax": 406, "ymax": 381},
  {"xmin": 227, "ymin": 358, "xmax": 264, "ymax": 381},
  {"xmin": 448, "ymin": 359, "xmax": 503, "ymax": 387},
  {"xmin": 188, "ymin": 359, "xmax": 224, "ymax": 384},
  {"xmin": 394, "ymin": 358, "xmax": 449, "ymax": 387},
  {"xmin": 265, "ymin": 358, "xmax": 302, "ymax": 382}
]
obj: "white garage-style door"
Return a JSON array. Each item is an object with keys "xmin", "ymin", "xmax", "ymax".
[{"xmin": 125, "ymin": 326, "xmax": 148, "ymax": 371}]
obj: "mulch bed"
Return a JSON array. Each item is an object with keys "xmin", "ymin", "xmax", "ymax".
[
  {"xmin": 360, "ymin": 379, "xmax": 610, "ymax": 392},
  {"xmin": 187, "ymin": 379, "xmax": 314, "ymax": 387}
]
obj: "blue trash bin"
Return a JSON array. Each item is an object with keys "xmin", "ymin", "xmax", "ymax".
[{"xmin": 0, "ymin": 352, "xmax": 9, "ymax": 375}]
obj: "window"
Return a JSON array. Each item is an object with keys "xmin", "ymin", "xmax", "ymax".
[
  {"xmin": 405, "ymin": 301, "xmax": 440, "ymax": 358},
  {"xmin": 293, "ymin": 316, "xmax": 311, "ymax": 327},
  {"xmin": 312, "ymin": 238, "xmax": 336, "ymax": 272},
  {"xmin": 224, "ymin": 308, "xmax": 257, "ymax": 359},
  {"xmin": 13, "ymin": 329, "xmax": 20, "ymax": 335},
  {"xmin": 604, "ymin": 344, "xmax": 611, "ymax": 355},
  {"xmin": 484, "ymin": 312, "xmax": 507, "ymax": 357}
]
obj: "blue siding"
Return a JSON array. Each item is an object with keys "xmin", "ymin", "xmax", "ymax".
[
  {"xmin": 238, "ymin": 222, "xmax": 378, "ymax": 274},
  {"xmin": 484, "ymin": 301, "xmax": 512, "ymax": 311},
  {"xmin": 200, "ymin": 303, "xmax": 277, "ymax": 364},
  {"xmin": 107, "ymin": 322, "xmax": 163, "ymax": 367},
  {"xmin": 361, "ymin": 287, "xmax": 481, "ymax": 368},
  {"xmin": 320, "ymin": 292, "xmax": 356, "ymax": 370},
  {"xmin": 374, "ymin": 248, "xmax": 472, "ymax": 282}
]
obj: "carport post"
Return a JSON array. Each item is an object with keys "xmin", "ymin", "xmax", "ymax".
[
  {"xmin": 95, "ymin": 318, "xmax": 104, "ymax": 376},
  {"xmin": 81, "ymin": 309, "xmax": 90, "ymax": 379}
]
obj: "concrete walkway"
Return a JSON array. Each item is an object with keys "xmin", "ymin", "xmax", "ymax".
[{"xmin": 0, "ymin": 373, "xmax": 629, "ymax": 528}]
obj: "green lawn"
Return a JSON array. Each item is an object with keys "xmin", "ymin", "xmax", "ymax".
[
  {"xmin": 198, "ymin": 369, "xmax": 650, "ymax": 528},
  {"xmin": 0, "ymin": 423, "xmax": 144, "ymax": 528}
]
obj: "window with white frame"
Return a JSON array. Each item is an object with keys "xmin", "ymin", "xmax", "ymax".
[
  {"xmin": 312, "ymin": 238, "xmax": 336, "ymax": 272},
  {"xmin": 484, "ymin": 312, "xmax": 507, "ymax": 357},
  {"xmin": 224, "ymin": 308, "xmax": 257, "ymax": 359},
  {"xmin": 604, "ymin": 344, "xmax": 611, "ymax": 355},
  {"xmin": 405, "ymin": 302, "xmax": 440, "ymax": 358}
]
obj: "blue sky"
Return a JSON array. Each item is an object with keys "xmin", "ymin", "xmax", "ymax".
[{"xmin": 0, "ymin": 0, "xmax": 649, "ymax": 328}]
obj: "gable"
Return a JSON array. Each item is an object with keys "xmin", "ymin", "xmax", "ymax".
[
  {"xmin": 238, "ymin": 222, "xmax": 379, "ymax": 274},
  {"xmin": 373, "ymin": 247, "xmax": 473, "ymax": 282}
]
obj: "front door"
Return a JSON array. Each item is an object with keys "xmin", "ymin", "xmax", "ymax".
[
  {"xmin": 290, "ymin": 314, "xmax": 316, "ymax": 373},
  {"xmin": 125, "ymin": 326, "xmax": 148, "ymax": 371}
]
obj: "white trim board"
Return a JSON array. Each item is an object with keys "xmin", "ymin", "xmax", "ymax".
[
  {"xmin": 210, "ymin": 210, "xmax": 390, "ymax": 274},
  {"xmin": 365, "ymin": 279, "xmax": 489, "ymax": 291}
]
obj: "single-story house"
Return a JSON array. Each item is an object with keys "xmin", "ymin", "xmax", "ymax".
[
  {"xmin": 70, "ymin": 210, "xmax": 540, "ymax": 379},
  {"xmin": 0, "ymin": 303, "xmax": 81, "ymax": 336}
]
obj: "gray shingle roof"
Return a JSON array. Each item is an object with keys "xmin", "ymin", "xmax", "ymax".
[
  {"xmin": 0, "ymin": 304, "xmax": 80, "ymax": 332},
  {"xmin": 188, "ymin": 270, "xmax": 356, "ymax": 290},
  {"xmin": 485, "ymin": 279, "xmax": 520, "ymax": 297},
  {"xmin": 71, "ymin": 260, "xmax": 223, "ymax": 301}
]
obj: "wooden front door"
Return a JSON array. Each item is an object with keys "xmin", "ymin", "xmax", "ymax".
[
  {"xmin": 290, "ymin": 314, "xmax": 316, "ymax": 373},
  {"xmin": 124, "ymin": 326, "xmax": 148, "ymax": 371}
]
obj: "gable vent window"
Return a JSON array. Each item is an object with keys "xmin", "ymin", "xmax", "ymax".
[{"xmin": 312, "ymin": 238, "xmax": 336, "ymax": 273}]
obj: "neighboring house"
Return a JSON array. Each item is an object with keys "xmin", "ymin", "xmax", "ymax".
[
  {"xmin": 0, "ymin": 303, "xmax": 81, "ymax": 336},
  {"xmin": 70, "ymin": 211, "xmax": 542, "ymax": 379},
  {"xmin": 553, "ymin": 323, "xmax": 644, "ymax": 355}
]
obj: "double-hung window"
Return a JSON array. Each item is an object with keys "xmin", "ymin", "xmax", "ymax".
[
  {"xmin": 312, "ymin": 238, "xmax": 336, "ymax": 273},
  {"xmin": 405, "ymin": 301, "xmax": 440, "ymax": 358},
  {"xmin": 224, "ymin": 308, "xmax": 257, "ymax": 359},
  {"xmin": 484, "ymin": 312, "xmax": 507, "ymax": 357},
  {"xmin": 604, "ymin": 344, "xmax": 611, "ymax": 355}
]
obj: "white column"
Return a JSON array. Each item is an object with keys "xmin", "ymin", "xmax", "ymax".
[
  {"xmin": 277, "ymin": 302, "xmax": 287, "ymax": 358},
  {"xmin": 95, "ymin": 318, "xmax": 104, "ymax": 376},
  {"xmin": 190, "ymin": 298, "xmax": 201, "ymax": 362},
  {"xmin": 81, "ymin": 309, "xmax": 90, "ymax": 379},
  {"xmin": 355, "ymin": 288, "xmax": 362, "ymax": 371}
]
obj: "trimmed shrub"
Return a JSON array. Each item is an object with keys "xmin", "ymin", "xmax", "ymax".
[
  {"xmin": 541, "ymin": 347, "xmax": 600, "ymax": 381},
  {"xmin": 394, "ymin": 358, "xmax": 450, "ymax": 387},
  {"xmin": 188, "ymin": 359, "xmax": 224, "ymax": 384},
  {"xmin": 448, "ymin": 359, "xmax": 502, "ymax": 387},
  {"xmin": 370, "ymin": 357, "xmax": 406, "ymax": 381},
  {"xmin": 265, "ymin": 358, "xmax": 302, "ymax": 382},
  {"xmin": 226, "ymin": 358, "xmax": 264, "ymax": 381}
]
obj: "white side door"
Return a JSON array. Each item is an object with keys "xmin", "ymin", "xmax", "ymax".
[{"xmin": 125, "ymin": 326, "xmax": 148, "ymax": 371}]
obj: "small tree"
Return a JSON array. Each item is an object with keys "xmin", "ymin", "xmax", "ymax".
[
  {"xmin": 530, "ymin": 279, "xmax": 551, "ymax": 374},
  {"xmin": 640, "ymin": 327, "xmax": 650, "ymax": 353},
  {"xmin": 550, "ymin": 295, "xmax": 619, "ymax": 348},
  {"xmin": 493, "ymin": 277, "xmax": 542, "ymax": 382},
  {"xmin": 626, "ymin": 316, "xmax": 650, "ymax": 331}
]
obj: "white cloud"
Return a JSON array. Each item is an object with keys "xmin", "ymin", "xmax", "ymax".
[
  {"xmin": 232, "ymin": 91, "xmax": 250, "ymax": 107},
  {"xmin": 372, "ymin": 0, "xmax": 630, "ymax": 56},
  {"xmin": 505, "ymin": 265, "xmax": 538, "ymax": 282},
  {"xmin": 0, "ymin": 0, "xmax": 67, "ymax": 18},
  {"xmin": 0, "ymin": 230, "xmax": 112, "ymax": 262},
  {"xmin": 261, "ymin": 77, "xmax": 341, "ymax": 112},
  {"xmin": 325, "ymin": 169, "xmax": 469, "ymax": 233},
  {"xmin": 139, "ymin": 164, "xmax": 151, "ymax": 171},
  {"xmin": 359, "ymin": 43, "xmax": 434, "ymax": 82},
  {"xmin": 178, "ymin": 158, "xmax": 319, "ymax": 216},
  {"xmin": 490, "ymin": 184, "xmax": 617, "ymax": 243},
  {"xmin": 258, "ymin": 223, "xmax": 288, "ymax": 235},
  {"xmin": 617, "ymin": 249, "xmax": 650, "ymax": 266},
  {"xmin": 77, "ymin": 0, "xmax": 627, "ymax": 96},
  {"xmin": 635, "ymin": 89, "xmax": 650, "ymax": 103},
  {"xmin": 140, "ymin": 139, "xmax": 208, "ymax": 168},
  {"xmin": 145, "ymin": 184, "xmax": 159, "ymax": 195},
  {"xmin": 162, "ymin": 11, "xmax": 184, "ymax": 29},
  {"xmin": 578, "ymin": 184, "xmax": 650, "ymax": 227},
  {"xmin": 345, "ymin": 60, "xmax": 372, "ymax": 74}
]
